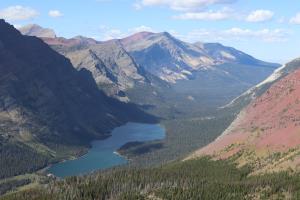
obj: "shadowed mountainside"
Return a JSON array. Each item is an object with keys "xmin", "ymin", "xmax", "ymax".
[{"xmin": 0, "ymin": 20, "xmax": 156, "ymax": 178}]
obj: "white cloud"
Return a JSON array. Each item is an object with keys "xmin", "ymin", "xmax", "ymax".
[
  {"xmin": 135, "ymin": 0, "xmax": 236, "ymax": 11},
  {"xmin": 178, "ymin": 28, "xmax": 290, "ymax": 43},
  {"xmin": 48, "ymin": 10, "xmax": 63, "ymax": 18},
  {"xmin": 277, "ymin": 17, "xmax": 286, "ymax": 24},
  {"xmin": 101, "ymin": 29, "xmax": 125, "ymax": 40},
  {"xmin": 173, "ymin": 8, "xmax": 233, "ymax": 21},
  {"xmin": 129, "ymin": 25, "xmax": 154, "ymax": 33},
  {"xmin": 290, "ymin": 13, "xmax": 300, "ymax": 24},
  {"xmin": 0, "ymin": 5, "xmax": 38, "ymax": 21},
  {"xmin": 224, "ymin": 28, "xmax": 287, "ymax": 42},
  {"xmin": 13, "ymin": 24, "xmax": 22, "ymax": 29},
  {"xmin": 246, "ymin": 10, "xmax": 274, "ymax": 22},
  {"xmin": 98, "ymin": 25, "xmax": 289, "ymax": 43},
  {"xmin": 99, "ymin": 25, "xmax": 155, "ymax": 40},
  {"xmin": 133, "ymin": 2, "xmax": 143, "ymax": 10}
]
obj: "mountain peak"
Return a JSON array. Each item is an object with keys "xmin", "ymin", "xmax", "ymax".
[
  {"xmin": 19, "ymin": 24, "xmax": 56, "ymax": 38},
  {"xmin": 72, "ymin": 35, "xmax": 100, "ymax": 45},
  {"xmin": 120, "ymin": 31, "xmax": 154, "ymax": 46},
  {"xmin": 160, "ymin": 31, "xmax": 172, "ymax": 37}
]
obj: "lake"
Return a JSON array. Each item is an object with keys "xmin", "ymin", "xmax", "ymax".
[{"xmin": 47, "ymin": 122, "xmax": 165, "ymax": 177}]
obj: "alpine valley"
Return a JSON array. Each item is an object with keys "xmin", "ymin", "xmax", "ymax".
[{"xmin": 2, "ymin": 17, "xmax": 300, "ymax": 199}]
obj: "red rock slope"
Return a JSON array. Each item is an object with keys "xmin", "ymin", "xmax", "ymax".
[{"xmin": 189, "ymin": 60, "xmax": 300, "ymax": 174}]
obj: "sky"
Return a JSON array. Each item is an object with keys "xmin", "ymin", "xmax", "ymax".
[{"xmin": 0, "ymin": 0, "xmax": 300, "ymax": 64}]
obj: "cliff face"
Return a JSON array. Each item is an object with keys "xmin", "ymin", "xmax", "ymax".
[
  {"xmin": 190, "ymin": 58, "xmax": 300, "ymax": 174},
  {"xmin": 40, "ymin": 37, "xmax": 148, "ymax": 101}
]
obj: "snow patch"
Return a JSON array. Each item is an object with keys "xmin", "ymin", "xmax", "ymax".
[{"xmin": 220, "ymin": 51, "xmax": 236, "ymax": 60}]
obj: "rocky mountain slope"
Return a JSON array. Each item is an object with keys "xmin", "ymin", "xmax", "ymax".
[
  {"xmin": 189, "ymin": 58, "xmax": 300, "ymax": 174},
  {"xmin": 41, "ymin": 36, "xmax": 149, "ymax": 101},
  {"xmin": 0, "ymin": 20, "xmax": 155, "ymax": 178},
  {"xmin": 120, "ymin": 32, "xmax": 278, "ymax": 83}
]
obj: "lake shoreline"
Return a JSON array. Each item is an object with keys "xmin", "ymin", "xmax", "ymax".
[{"xmin": 46, "ymin": 122, "xmax": 165, "ymax": 178}]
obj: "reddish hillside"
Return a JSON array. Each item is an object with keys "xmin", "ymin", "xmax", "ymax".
[
  {"xmin": 189, "ymin": 61, "xmax": 300, "ymax": 173},
  {"xmin": 42, "ymin": 36, "xmax": 98, "ymax": 47}
]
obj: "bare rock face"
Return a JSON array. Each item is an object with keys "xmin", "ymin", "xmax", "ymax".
[
  {"xmin": 19, "ymin": 24, "xmax": 56, "ymax": 38},
  {"xmin": 120, "ymin": 32, "xmax": 278, "ymax": 83},
  {"xmin": 38, "ymin": 36, "xmax": 147, "ymax": 101},
  {"xmin": 120, "ymin": 32, "xmax": 212, "ymax": 83},
  {"xmin": 189, "ymin": 58, "xmax": 300, "ymax": 174}
]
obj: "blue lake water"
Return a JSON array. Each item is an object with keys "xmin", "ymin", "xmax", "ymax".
[{"xmin": 47, "ymin": 122, "xmax": 165, "ymax": 178}]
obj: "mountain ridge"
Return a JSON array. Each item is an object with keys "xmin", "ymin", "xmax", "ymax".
[{"xmin": 19, "ymin": 24, "xmax": 278, "ymax": 84}]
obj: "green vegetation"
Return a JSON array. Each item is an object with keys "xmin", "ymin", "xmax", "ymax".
[
  {"xmin": 0, "ymin": 179, "xmax": 30, "ymax": 196},
  {"xmin": 117, "ymin": 141, "xmax": 164, "ymax": 157},
  {"xmin": 2, "ymin": 158, "xmax": 300, "ymax": 200},
  {"xmin": 0, "ymin": 143, "xmax": 49, "ymax": 179},
  {"xmin": 121, "ymin": 108, "xmax": 237, "ymax": 167}
]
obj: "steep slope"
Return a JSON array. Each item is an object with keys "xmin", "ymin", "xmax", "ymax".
[
  {"xmin": 189, "ymin": 58, "xmax": 300, "ymax": 174},
  {"xmin": 41, "ymin": 36, "xmax": 148, "ymax": 101},
  {"xmin": 19, "ymin": 24, "xmax": 56, "ymax": 38},
  {"xmin": 0, "ymin": 20, "xmax": 155, "ymax": 178},
  {"xmin": 225, "ymin": 58, "xmax": 300, "ymax": 110}
]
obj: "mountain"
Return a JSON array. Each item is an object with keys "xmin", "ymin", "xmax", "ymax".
[
  {"xmin": 120, "ymin": 31, "xmax": 279, "ymax": 114},
  {"xmin": 19, "ymin": 24, "xmax": 279, "ymax": 118},
  {"xmin": 119, "ymin": 32, "xmax": 210, "ymax": 83},
  {"xmin": 120, "ymin": 31, "xmax": 278, "ymax": 83},
  {"xmin": 188, "ymin": 58, "xmax": 300, "ymax": 174},
  {"xmin": 19, "ymin": 24, "xmax": 56, "ymax": 38},
  {"xmin": 19, "ymin": 24, "xmax": 278, "ymax": 87},
  {"xmin": 40, "ymin": 36, "xmax": 150, "ymax": 101},
  {"xmin": 0, "ymin": 20, "xmax": 155, "ymax": 179}
]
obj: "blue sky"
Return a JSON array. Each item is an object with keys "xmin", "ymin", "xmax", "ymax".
[{"xmin": 1, "ymin": 0, "xmax": 300, "ymax": 63}]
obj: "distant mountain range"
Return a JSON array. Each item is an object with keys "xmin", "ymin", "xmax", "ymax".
[
  {"xmin": 19, "ymin": 24, "xmax": 279, "ymax": 102},
  {"xmin": 120, "ymin": 31, "xmax": 276, "ymax": 83},
  {"xmin": 189, "ymin": 58, "xmax": 300, "ymax": 174}
]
